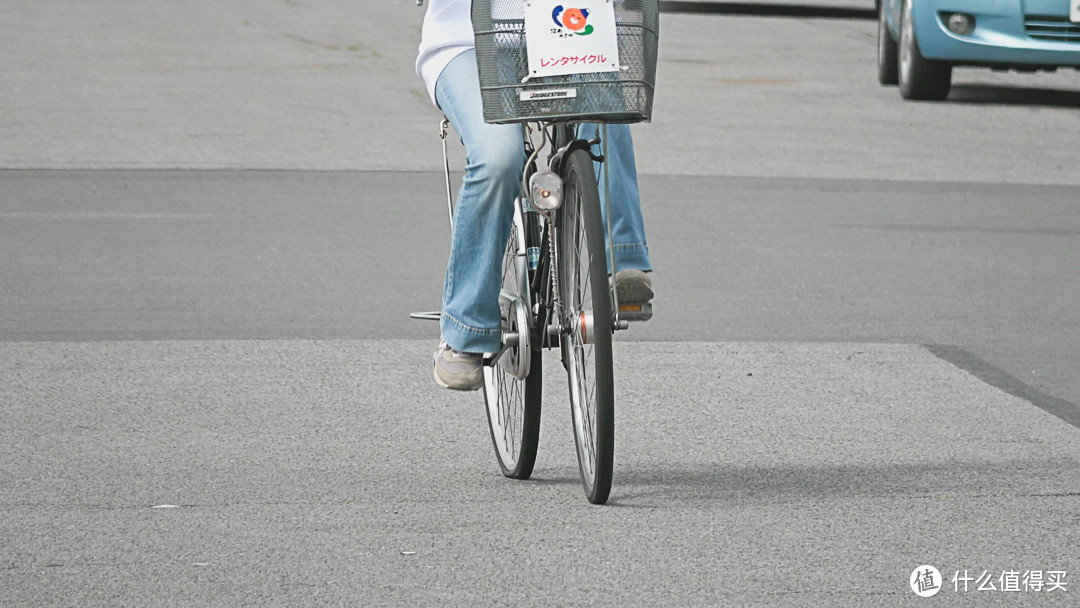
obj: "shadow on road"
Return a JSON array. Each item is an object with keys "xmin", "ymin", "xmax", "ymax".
[
  {"xmin": 602, "ymin": 459, "xmax": 1073, "ymax": 506},
  {"xmin": 659, "ymin": 1, "xmax": 875, "ymax": 20},
  {"xmin": 949, "ymin": 84, "xmax": 1080, "ymax": 108}
]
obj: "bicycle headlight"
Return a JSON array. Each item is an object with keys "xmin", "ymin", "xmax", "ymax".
[{"xmin": 529, "ymin": 171, "xmax": 563, "ymax": 211}]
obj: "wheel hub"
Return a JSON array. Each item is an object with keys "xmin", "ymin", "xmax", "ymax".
[
  {"xmin": 498, "ymin": 291, "xmax": 531, "ymax": 380},
  {"xmin": 574, "ymin": 310, "xmax": 595, "ymax": 345}
]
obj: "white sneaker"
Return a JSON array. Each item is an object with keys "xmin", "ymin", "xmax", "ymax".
[
  {"xmin": 613, "ymin": 268, "xmax": 653, "ymax": 304},
  {"xmin": 432, "ymin": 340, "xmax": 484, "ymax": 391}
]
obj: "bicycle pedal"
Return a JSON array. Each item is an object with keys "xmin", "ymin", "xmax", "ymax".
[
  {"xmin": 617, "ymin": 302, "xmax": 653, "ymax": 322},
  {"xmin": 409, "ymin": 310, "xmax": 442, "ymax": 322}
]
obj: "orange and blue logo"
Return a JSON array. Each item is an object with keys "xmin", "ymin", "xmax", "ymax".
[{"xmin": 552, "ymin": 5, "xmax": 594, "ymax": 35}]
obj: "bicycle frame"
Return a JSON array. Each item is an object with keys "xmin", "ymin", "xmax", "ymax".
[
  {"xmin": 488, "ymin": 121, "xmax": 629, "ymax": 365},
  {"xmin": 417, "ymin": 118, "xmax": 628, "ymax": 339}
]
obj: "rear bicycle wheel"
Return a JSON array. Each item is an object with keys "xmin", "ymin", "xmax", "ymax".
[
  {"xmin": 482, "ymin": 204, "xmax": 542, "ymax": 479},
  {"xmin": 558, "ymin": 148, "xmax": 614, "ymax": 505}
]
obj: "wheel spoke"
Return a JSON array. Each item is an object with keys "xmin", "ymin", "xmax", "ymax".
[{"xmin": 498, "ymin": 372, "xmax": 516, "ymax": 455}]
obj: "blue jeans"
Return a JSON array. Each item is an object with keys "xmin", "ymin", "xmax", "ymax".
[{"xmin": 435, "ymin": 49, "xmax": 651, "ymax": 353}]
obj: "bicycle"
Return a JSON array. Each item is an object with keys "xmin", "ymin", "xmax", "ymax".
[{"xmin": 414, "ymin": 0, "xmax": 659, "ymax": 505}]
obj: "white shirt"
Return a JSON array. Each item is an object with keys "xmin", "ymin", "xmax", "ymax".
[{"xmin": 416, "ymin": 0, "xmax": 475, "ymax": 107}]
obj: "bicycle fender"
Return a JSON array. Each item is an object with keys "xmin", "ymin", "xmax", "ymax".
[{"xmin": 550, "ymin": 139, "xmax": 602, "ymax": 175}]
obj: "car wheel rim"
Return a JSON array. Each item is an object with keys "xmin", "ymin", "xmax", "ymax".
[
  {"xmin": 900, "ymin": 0, "xmax": 913, "ymax": 80},
  {"xmin": 878, "ymin": 7, "xmax": 887, "ymax": 66}
]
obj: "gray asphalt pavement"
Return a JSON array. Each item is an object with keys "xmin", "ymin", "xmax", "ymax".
[
  {"xmin": 3, "ymin": 1, "xmax": 1079, "ymax": 183},
  {"xmin": 3, "ymin": 340, "xmax": 1078, "ymax": 605},
  {"xmin": 2, "ymin": 1, "xmax": 1079, "ymax": 606},
  {"xmin": 4, "ymin": 170, "xmax": 1077, "ymax": 409}
]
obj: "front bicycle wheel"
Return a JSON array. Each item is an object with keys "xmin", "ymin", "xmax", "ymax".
[
  {"xmin": 482, "ymin": 206, "xmax": 542, "ymax": 480},
  {"xmin": 558, "ymin": 148, "xmax": 615, "ymax": 505}
]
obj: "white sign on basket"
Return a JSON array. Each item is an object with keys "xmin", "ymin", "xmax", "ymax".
[{"xmin": 524, "ymin": 1, "xmax": 621, "ymax": 79}]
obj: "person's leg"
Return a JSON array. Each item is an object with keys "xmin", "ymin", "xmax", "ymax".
[
  {"xmin": 435, "ymin": 49, "xmax": 526, "ymax": 354},
  {"xmin": 582, "ymin": 123, "xmax": 652, "ymax": 273}
]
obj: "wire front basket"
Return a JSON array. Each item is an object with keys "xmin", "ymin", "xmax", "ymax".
[{"xmin": 473, "ymin": 0, "xmax": 659, "ymax": 124}]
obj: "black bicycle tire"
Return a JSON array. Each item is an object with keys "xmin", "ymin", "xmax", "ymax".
[
  {"xmin": 483, "ymin": 225, "xmax": 543, "ymax": 480},
  {"xmin": 558, "ymin": 148, "xmax": 615, "ymax": 504}
]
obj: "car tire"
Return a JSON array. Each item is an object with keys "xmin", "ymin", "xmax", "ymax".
[
  {"xmin": 878, "ymin": 1, "xmax": 899, "ymax": 85},
  {"xmin": 898, "ymin": 0, "xmax": 952, "ymax": 100}
]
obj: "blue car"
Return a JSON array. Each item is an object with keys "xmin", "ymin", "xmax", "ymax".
[{"xmin": 877, "ymin": 0, "xmax": 1080, "ymax": 99}]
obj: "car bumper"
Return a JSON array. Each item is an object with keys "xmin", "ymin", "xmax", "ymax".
[{"xmin": 914, "ymin": 0, "xmax": 1080, "ymax": 67}]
